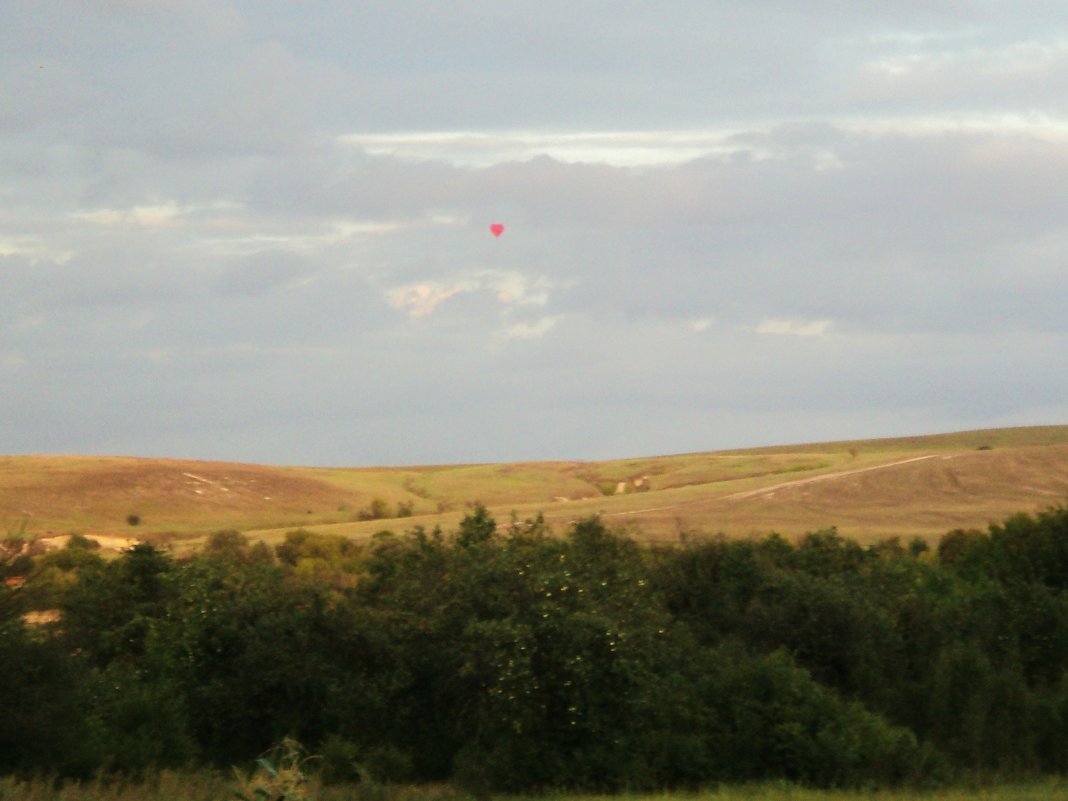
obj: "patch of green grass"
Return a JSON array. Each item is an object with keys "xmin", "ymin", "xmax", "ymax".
[
  {"xmin": 410, "ymin": 464, "xmax": 596, "ymax": 506},
  {"xmin": 772, "ymin": 461, "xmax": 831, "ymax": 475}
]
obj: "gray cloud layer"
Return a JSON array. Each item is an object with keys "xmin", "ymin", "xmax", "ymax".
[{"xmin": 2, "ymin": 1, "xmax": 1066, "ymax": 464}]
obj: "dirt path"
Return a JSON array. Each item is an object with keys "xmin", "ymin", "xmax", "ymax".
[
  {"xmin": 599, "ymin": 454, "xmax": 948, "ymax": 519},
  {"xmin": 603, "ymin": 504, "xmax": 682, "ymax": 518},
  {"xmin": 718, "ymin": 454, "xmax": 946, "ymax": 502}
]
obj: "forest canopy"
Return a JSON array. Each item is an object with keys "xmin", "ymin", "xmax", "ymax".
[{"xmin": 4, "ymin": 505, "xmax": 1068, "ymax": 791}]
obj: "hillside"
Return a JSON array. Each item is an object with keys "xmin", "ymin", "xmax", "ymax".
[{"xmin": 3, "ymin": 425, "xmax": 1068, "ymax": 549}]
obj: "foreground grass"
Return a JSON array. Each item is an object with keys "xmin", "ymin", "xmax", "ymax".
[
  {"xmin": 591, "ymin": 782, "xmax": 1068, "ymax": 801},
  {"xmin": 4, "ymin": 776, "xmax": 1068, "ymax": 801},
  {"xmin": 542, "ymin": 781, "xmax": 1068, "ymax": 801}
]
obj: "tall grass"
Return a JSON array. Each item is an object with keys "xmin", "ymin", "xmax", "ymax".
[
  {"xmin": 0, "ymin": 773, "xmax": 468, "ymax": 801},
  {"xmin": 551, "ymin": 783, "xmax": 1068, "ymax": 801},
  {"xmin": 3, "ymin": 778, "xmax": 1068, "ymax": 801},
  {"xmin": 0, "ymin": 771, "xmax": 230, "ymax": 801}
]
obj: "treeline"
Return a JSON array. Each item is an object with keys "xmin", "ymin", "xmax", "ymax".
[{"xmin": 4, "ymin": 505, "xmax": 1068, "ymax": 791}]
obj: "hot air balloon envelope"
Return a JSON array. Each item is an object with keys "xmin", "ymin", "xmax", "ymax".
[{"xmin": 490, "ymin": 223, "xmax": 504, "ymax": 237}]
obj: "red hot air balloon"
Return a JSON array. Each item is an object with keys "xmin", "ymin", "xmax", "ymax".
[{"xmin": 490, "ymin": 223, "xmax": 504, "ymax": 237}]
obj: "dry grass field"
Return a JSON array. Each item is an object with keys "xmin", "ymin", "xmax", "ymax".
[{"xmin": 3, "ymin": 425, "xmax": 1068, "ymax": 551}]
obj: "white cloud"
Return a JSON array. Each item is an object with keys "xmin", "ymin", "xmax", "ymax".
[
  {"xmin": 387, "ymin": 270, "xmax": 554, "ymax": 319},
  {"xmin": 329, "ymin": 218, "xmax": 408, "ymax": 237},
  {"xmin": 0, "ymin": 236, "xmax": 73, "ymax": 262},
  {"xmin": 388, "ymin": 282, "xmax": 467, "ymax": 318},
  {"xmin": 340, "ymin": 129, "xmax": 774, "ymax": 168},
  {"xmin": 0, "ymin": 237, "xmax": 32, "ymax": 257},
  {"xmin": 505, "ymin": 315, "xmax": 562, "ymax": 340},
  {"xmin": 481, "ymin": 270, "xmax": 552, "ymax": 307},
  {"xmin": 868, "ymin": 37, "xmax": 1068, "ymax": 80},
  {"xmin": 74, "ymin": 202, "xmax": 184, "ymax": 228},
  {"xmin": 756, "ymin": 318, "xmax": 834, "ymax": 337},
  {"xmin": 72, "ymin": 201, "xmax": 248, "ymax": 230},
  {"xmin": 339, "ymin": 116, "xmax": 1068, "ymax": 174}
]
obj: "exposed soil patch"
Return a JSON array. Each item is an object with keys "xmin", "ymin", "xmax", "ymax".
[{"xmin": 37, "ymin": 533, "xmax": 141, "ymax": 552}]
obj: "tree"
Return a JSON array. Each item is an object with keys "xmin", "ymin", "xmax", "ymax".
[
  {"xmin": 455, "ymin": 503, "xmax": 496, "ymax": 547},
  {"xmin": 0, "ymin": 618, "xmax": 96, "ymax": 777},
  {"xmin": 148, "ymin": 554, "xmax": 344, "ymax": 764},
  {"xmin": 61, "ymin": 543, "xmax": 174, "ymax": 666},
  {"xmin": 360, "ymin": 514, "xmax": 715, "ymax": 790}
]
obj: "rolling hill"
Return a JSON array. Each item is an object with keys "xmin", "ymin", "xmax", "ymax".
[{"xmin": 3, "ymin": 425, "xmax": 1068, "ymax": 551}]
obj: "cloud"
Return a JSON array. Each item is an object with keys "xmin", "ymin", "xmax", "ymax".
[
  {"xmin": 504, "ymin": 315, "xmax": 561, "ymax": 340},
  {"xmin": 74, "ymin": 202, "xmax": 186, "ymax": 229},
  {"xmin": 756, "ymin": 318, "xmax": 834, "ymax": 337},
  {"xmin": 690, "ymin": 318, "xmax": 714, "ymax": 332},
  {"xmin": 863, "ymin": 36, "xmax": 1068, "ymax": 84},
  {"xmin": 386, "ymin": 270, "xmax": 554, "ymax": 319},
  {"xmin": 389, "ymin": 282, "xmax": 467, "ymax": 317},
  {"xmin": 340, "ymin": 129, "xmax": 771, "ymax": 168},
  {"xmin": 2, "ymin": 1, "xmax": 1067, "ymax": 464},
  {"xmin": 213, "ymin": 250, "xmax": 316, "ymax": 298}
]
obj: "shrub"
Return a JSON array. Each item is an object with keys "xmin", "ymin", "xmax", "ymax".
[
  {"xmin": 363, "ymin": 745, "xmax": 413, "ymax": 784},
  {"xmin": 697, "ymin": 643, "xmax": 933, "ymax": 787},
  {"xmin": 358, "ymin": 498, "xmax": 393, "ymax": 521},
  {"xmin": 320, "ymin": 735, "xmax": 363, "ymax": 785},
  {"xmin": 233, "ymin": 737, "xmax": 318, "ymax": 801}
]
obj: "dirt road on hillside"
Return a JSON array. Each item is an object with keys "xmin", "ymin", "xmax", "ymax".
[
  {"xmin": 718, "ymin": 454, "xmax": 945, "ymax": 501},
  {"xmin": 602, "ymin": 454, "xmax": 946, "ymax": 518}
]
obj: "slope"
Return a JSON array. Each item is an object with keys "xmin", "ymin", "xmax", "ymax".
[{"xmin": 6, "ymin": 425, "xmax": 1066, "ymax": 549}]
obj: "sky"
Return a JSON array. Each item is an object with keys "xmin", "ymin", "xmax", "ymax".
[{"xmin": 2, "ymin": 1, "xmax": 1067, "ymax": 466}]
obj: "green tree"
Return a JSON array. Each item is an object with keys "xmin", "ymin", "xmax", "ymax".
[
  {"xmin": 695, "ymin": 642, "xmax": 930, "ymax": 787},
  {"xmin": 61, "ymin": 543, "xmax": 173, "ymax": 666},
  {"xmin": 148, "ymin": 554, "xmax": 342, "ymax": 764},
  {"xmin": 0, "ymin": 618, "xmax": 96, "ymax": 777},
  {"xmin": 360, "ymin": 513, "xmax": 715, "ymax": 791},
  {"xmin": 455, "ymin": 503, "xmax": 496, "ymax": 547}
]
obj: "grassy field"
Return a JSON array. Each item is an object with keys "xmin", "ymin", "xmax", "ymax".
[
  {"xmin": 570, "ymin": 784, "xmax": 1068, "ymax": 801},
  {"xmin": 3, "ymin": 425, "xmax": 1068, "ymax": 550},
  {"xmin": 2, "ymin": 776, "xmax": 1068, "ymax": 801}
]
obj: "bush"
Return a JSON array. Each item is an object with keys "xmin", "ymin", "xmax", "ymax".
[
  {"xmin": 358, "ymin": 498, "xmax": 393, "ymax": 521},
  {"xmin": 233, "ymin": 738, "xmax": 317, "ymax": 801},
  {"xmin": 84, "ymin": 661, "xmax": 196, "ymax": 774},
  {"xmin": 0, "ymin": 618, "xmax": 98, "ymax": 778},
  {"xmin": 696, "ymin": 643, "xmax": 934, "ymax": 787},
  {"xmin": 363, "ymin": 745, "xmax": 413, "ymax": 784},
  {"xmin": 320, "ymin": 735, "xmax": 363, "ymax": 785}
]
